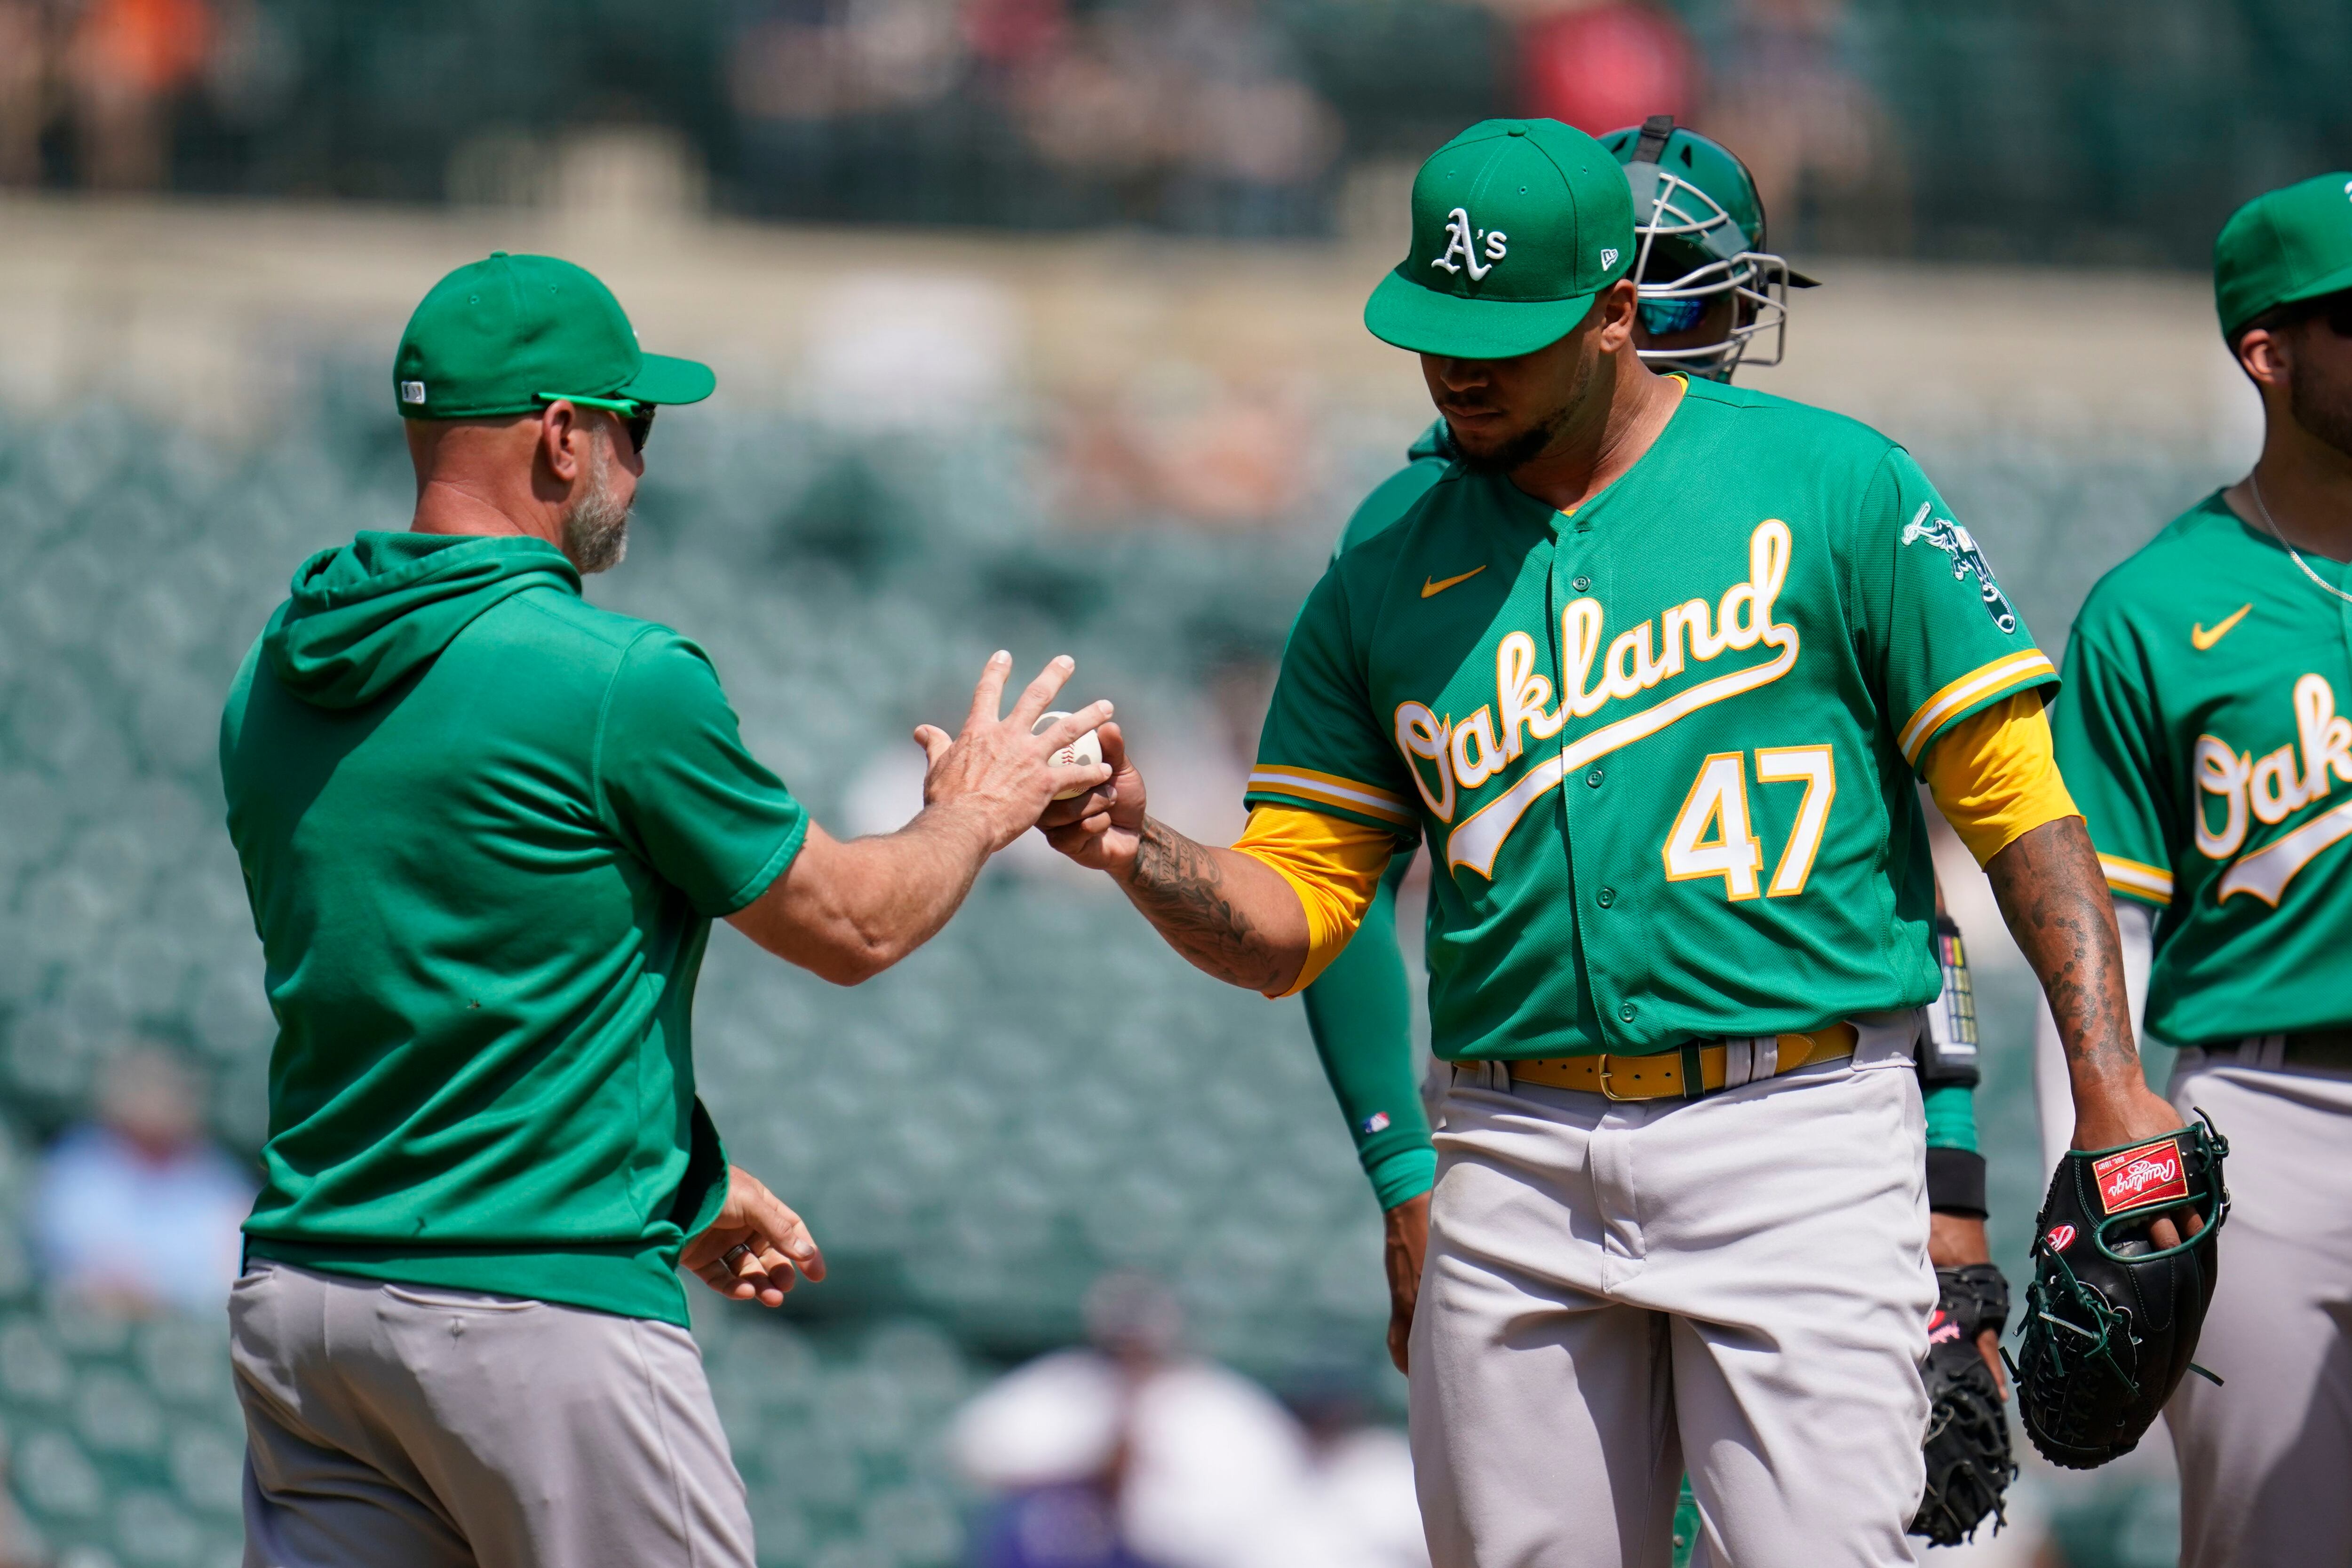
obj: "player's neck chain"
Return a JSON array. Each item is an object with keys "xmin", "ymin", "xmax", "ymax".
[{"xmin": 2248, "ymin": 472, "xmax": 2352, "ymax": 608}]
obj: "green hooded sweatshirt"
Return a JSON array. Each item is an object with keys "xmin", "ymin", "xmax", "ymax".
[{"xmin": 221, "ymin": 531, "xmax": 807, "ymax": 1324}]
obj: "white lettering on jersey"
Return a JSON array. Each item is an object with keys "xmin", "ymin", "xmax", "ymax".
[
  {"xmin": 1438, "ymin": 520, "xmax": 1798, "ymax": 878},
  {"xmin": 2197, "ymin": 673, "xmax": 2352, "ymax": 903}
]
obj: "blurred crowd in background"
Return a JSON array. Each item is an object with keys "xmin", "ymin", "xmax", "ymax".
[{"xmin": 0, "ymin": 0, "xmax": 2344, "ymax": 259}]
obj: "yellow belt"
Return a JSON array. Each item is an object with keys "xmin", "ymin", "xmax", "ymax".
[{"xmin": 1492, "ymin": 1023, "xmax": 1859, "ymax": 1101}]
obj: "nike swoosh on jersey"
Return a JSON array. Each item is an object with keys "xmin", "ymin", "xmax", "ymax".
[
  {"xmin": 1421, "ymin": 566, "xmax": 1486, "ymax": 598},
  {"xmin": 2190, "ymin": 603, "xmax": 2253, "ymax": 650}
]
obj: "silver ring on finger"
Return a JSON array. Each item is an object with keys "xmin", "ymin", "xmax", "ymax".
[{"xmin": 723, "ymin": 1243, "xmax": 753, "ymax": 1265}]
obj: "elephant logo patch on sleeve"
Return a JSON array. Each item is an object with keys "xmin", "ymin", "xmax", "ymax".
[{"xmin": 1902, "ymin": 503, "xmax": 2019, "ymax": 634}]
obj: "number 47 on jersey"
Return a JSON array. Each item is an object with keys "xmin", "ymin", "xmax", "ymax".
[{"xmin": 1663, "ymin": 747, "xmax": 1836, "ymax": 901}]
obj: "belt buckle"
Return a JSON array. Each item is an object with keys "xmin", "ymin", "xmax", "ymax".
[{"xmin": 1594, "ymin": 1053, "xmax": 1636, "ymax": 1101}]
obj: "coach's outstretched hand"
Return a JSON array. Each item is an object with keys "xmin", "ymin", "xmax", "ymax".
[
  {"xmin": 683, "ymin": 1165, "xmax": 826, "ymax": 1309},
  {"xmin": 730, "ymin": 654, "xmax": 1111, "ymax": 986},
  {"xmin": 916, "ymin": 653, "xmax": 1115, "ymax": 851}
]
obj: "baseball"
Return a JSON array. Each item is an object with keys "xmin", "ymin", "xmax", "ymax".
[{"xmin": 1033, "ymin": 711, "xmax": 1104, "ymax": 800}]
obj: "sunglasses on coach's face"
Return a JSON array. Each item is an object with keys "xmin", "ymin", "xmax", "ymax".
[{"xmin": 536, "ymin": 393, "xmax": 655, "ymax": 454}]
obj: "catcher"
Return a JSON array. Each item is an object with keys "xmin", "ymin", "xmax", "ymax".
[{"xmin": 1296, "ymin": 118, "xmax": 2016, "ymax": 1551}]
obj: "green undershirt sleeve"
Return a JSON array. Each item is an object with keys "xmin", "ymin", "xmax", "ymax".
[
  {"xmin": 1922, "ymin": 1081, "xmax": 1978, "ymax": 1153},
  {"xmin": 1300, "ymin": 851, "xmax": 1436, "ymax": 1210}
]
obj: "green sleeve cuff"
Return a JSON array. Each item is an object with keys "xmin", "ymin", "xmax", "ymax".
[
  {"xmin": 1922, "ymin": 1080, "xmax": 1978, "ymax": 1153},
  {"xmin": 673, "ymin": 1098, "xmax": 731, "ymax": 1240},
  {"xmin": 1367, "ymin": 1146, "xmax": 1437, "ymax": 1211}
]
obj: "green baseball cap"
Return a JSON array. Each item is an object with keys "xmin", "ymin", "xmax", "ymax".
[
  {"xmin": 392, "ymin": 252, "xmax": 716, "ymax": 421},
  {"xmin": 1364, "ymin": 118, "xmax": 1637, "ymax": 360},
  {"xmin": 2214, "ymin": 173, "xmax": 2352, "ymax": 338}
]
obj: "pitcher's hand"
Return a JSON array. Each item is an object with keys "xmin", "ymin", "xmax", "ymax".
[
  {"xmin": 683, "ymin": 1165, "xmax": 825, "ymax": 1308},
  {"xmin": 1383, "ymin": 1192, "xmax": 1429, "ymax": 1375},
  {"xmin": 912, "ymin": 653, "xmax": 1112, "ymax": 852},
  {"xmin": 1039, "ymin": 722, "xmax": 1147, "ymax": 876},
  {"xmin": 2072, "ymin": 1082, "xmax": 2202, "ymax": 1249}
]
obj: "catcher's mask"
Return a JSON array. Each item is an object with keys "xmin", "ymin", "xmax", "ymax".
[
  {"xmin": 2011, "ymin": 1113, "xmax": 2230, "ymax": 1469},
  {"xmin": 1600, "ymin": 115, "xmax": 1817, "ymax": 380}
]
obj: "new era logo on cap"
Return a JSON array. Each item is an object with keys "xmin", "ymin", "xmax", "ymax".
[{"xmin": 400, "ymin": 381, "xmax": 428, "ymax": 405}]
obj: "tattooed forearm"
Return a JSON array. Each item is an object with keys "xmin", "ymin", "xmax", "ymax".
[
  {"xmin": 1119, "ymin": 817, "xmax": 1302, "ymax": 992},
  {"xmin": 1984, "ymin": 817, "xmax": 2140, "ymax": 1080}
]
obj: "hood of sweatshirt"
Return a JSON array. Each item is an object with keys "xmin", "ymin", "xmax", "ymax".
[{"xmin": 263, "ymin": 531, "xmax": 580, "ymax": 710}]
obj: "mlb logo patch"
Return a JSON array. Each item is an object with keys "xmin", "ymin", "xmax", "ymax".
[
  {"xmin": 2093, "ymin": 1138, "xmax": 2189, "ymax": 1214},
  {"xmin": 400, "ymin": 380, "xmax": 428, "ymax": 405},
  {"xmin": 1359, "ymin": 1111, "xmax": 1391, "ymax": 1135}
]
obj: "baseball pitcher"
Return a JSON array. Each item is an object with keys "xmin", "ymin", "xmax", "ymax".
[
  {"xmin": 1300, "ymin": 118, "xmax": 2012, "ymax": 1552},
  {"xmin": 1039, "ymin": 118, "xmax": 2185, "ymax": 1565}
]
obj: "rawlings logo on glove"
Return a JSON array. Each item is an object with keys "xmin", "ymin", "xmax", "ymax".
[{"xmin": 2093, "ymin": 1139, "xmax": 2189, "ymax": 1213}]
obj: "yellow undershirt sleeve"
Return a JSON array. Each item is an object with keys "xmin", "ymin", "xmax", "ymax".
[
  {"xmin": 1921, "ymin": 691, "xmax": 2081, "ymax": 866},
  {"xmin": 1231, "ymin": 805, "xmax": 1405, "ymax": 999}
]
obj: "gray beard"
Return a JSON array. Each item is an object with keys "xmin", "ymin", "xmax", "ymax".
[
  {"xmin": 2289, "ymin": 352, "xmax": 2352, "ymax": 463},
  {"xmin": 562, "ymin": 440, "xmax": 630, "ymax": 574}
]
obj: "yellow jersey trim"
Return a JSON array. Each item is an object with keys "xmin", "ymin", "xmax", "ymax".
[
  {"xmin": 1919, "ymin": 691, "xmax": 2079, "ymax": 865},
  {"xmin": 1231, "ymin": 805, "xmax": 1399, "ymax": 996},
  {"xmin": 1899, "ymin": 650, "xmax": 2058, "ymax": 766},
  {"xmin": 2097, "ymin": 853, "xmax": 2174, "ymax": 906},
  {"xmin": 1246, "ymin": 766, "xmax": 1414, "ymax": 825}
]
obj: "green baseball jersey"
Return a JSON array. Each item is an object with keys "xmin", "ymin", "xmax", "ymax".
[
  {"xmin": 2052, "ymin": 492, "xmax": 2352, "ymax": 1045},
  {"xmin": 1250, "ymin": 376, "xmax": 2056, "ymax": 1061}
]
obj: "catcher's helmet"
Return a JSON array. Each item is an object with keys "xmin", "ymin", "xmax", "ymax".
[{"xmin": 1598, "ymin": 115, "xmax": 1817, "ymax": 380}]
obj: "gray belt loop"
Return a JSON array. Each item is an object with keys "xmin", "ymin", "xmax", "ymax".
[
  {"xmin": 1722, "ymin": 1038, "xmax": 1755, "ymax": 1089},
  {"xmin": 1459, "ymin": 1060, "xmax": 1510, "ymax": 1094},
  {"xmin": 1754, "ymin": 1034, "xmax": 1780, "ymax": 1080},
  {"xmin": 2255, "ymin": 1033, "xmax": 2287, "ymax": 1069}
]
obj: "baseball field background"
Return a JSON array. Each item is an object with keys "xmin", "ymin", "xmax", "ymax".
[{"xmin": 0, "ymin": 2, "xmax": 2343, "ymax": 1564}]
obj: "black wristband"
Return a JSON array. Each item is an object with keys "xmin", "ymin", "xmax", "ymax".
[{"xmin": 1926, "ymin": 1147, "xmax": 1988, "ymax": 1217}]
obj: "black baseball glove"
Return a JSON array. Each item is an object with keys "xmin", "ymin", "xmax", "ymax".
[
  {"xmin": 1910, "ymin": 1263, "xmax": 2015, "ymax": 1546},
  {"xmin": 2010, "ymin": 1114, "xmax": 2229, "ymax": 1469}
]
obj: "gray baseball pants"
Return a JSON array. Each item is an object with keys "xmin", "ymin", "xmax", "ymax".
[
  {"xmin": 230, "ymin": 1260, "xmax": 755, "ymax": 1568},
  {"xmin": 1412, "ymin": 1033, "xmax": 1935, "ymax": 1568},
  {"xmin": 2163, "ymin": 1052, "xmax": 2352, "ymax": 1568}
]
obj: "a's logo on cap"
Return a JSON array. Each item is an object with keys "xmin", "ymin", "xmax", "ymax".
[
  {"xmin": 1600, "ymin": 248, "xmax": 1620, "ymax": 270},
  {"xmin": 1430, "ymin": 208, "xmax": 1507, "ymax": 282},
  {"xmin": 399, "ymin": 380, "xmax": 428, "ymax": 405}
]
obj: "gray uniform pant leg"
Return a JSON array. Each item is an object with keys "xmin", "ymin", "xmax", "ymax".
[
  {"xmin": 1410, "ymin": 1057, "xmax": 1933, "ymax": 1568},
  {"xmin": 2164, "ymin": 1057, "xmax": 2352, "ymax": 1568},
  {"xmin": 230, "ymin": 1261, "xmax": 755, "ymax": 1568}
]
